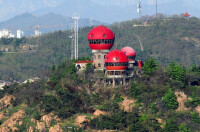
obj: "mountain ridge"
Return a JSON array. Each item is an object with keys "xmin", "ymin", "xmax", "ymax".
[{"xmin": 0, "ymin": 12, "xmax": 105, "ymax": 36}]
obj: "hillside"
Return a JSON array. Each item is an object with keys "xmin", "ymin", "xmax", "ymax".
[
  {"xmin": 0, "ymin": 58, "xmax": 199, "ymax": 131},
  {"xmin": 0, "ymin": 15, "xmax": 200, "ymax": 81}
]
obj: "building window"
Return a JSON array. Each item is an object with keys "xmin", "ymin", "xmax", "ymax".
[
  {"xmin": 111, "ymin": 71, "xmax": 114, "ymax": 75},
  {"xmin": 94, "ymin": 55, "xmax": 96, "ymax": 59},
  {"xmin": 98, "ymin": 63, "xmax": 101, "ymax": 67},
  {"xmin": 88, "ymin": 39, "xmax": 114, "ymax": 44},
  {"xmin": 77, "ymin": 65, "xmax": 81, "ymax": 69},
  {"xmin": 115, "ymin": 71, "xmax": 120, "ymax": 75},
  {"xmin": 105, "ymin": 62, "xmax": 128, "ymax": 66},
  {"xmin": 98, "ymin": 55, "xmax": 101, "ymax": 59}
]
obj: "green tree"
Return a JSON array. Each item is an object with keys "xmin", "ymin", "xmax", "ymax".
[
  {"xmin": 84, "ymin": 62, "xmax": 94, "ymax": 74},
  {"xmin": 164, "ymin": 118, "xmax": 178, "ymax": 132},
  {"xmin": 142, "ymin": 58, "xmax": 158, "ymax": 74},
  {"xmin": 40, "ymin": 95, "xmax": 60, "ymax": 113},
  {"xmin": 178, "ymin": 123, "xmax": 191, "ymax": 132},
  {"xmin": 191, "ymin": 112, "xmax": 200, "ymax": 124},
  {"xmin": 163, "ymin": 88, "xmax": 178, "ymax": 109},
  {"xmin": 169, "ymin": 62, "xmax": 186, "ymax": 83},
  {"xmin": 130, "ymin": 82, "xmax": 140, "ymax": 98}
]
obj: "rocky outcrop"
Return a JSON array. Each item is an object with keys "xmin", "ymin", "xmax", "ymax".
[
  {"xmin": 41, "ymin": 112, "xmax": 60, "ymax": 127},
  {"xmin": 28, "ymin": 126, "xmax": 34, "ymax": 132},
  {"xmin": 195, "ymin": 106, "xmax": 200, "ymax": 116},
  {"xmin": 75, "ymin": 115, "xmax": 87, "ymax": 127},
  {"xmin": 93, "ymin": 110, "xmax": 108, "ymax": 116},
  {"xmin": 175, "ymin": 91, "xmax": 189, "ymax": 111},
  {"xmin": 0, "ymin": 110, "xmax": 25, "ymax": 132},
  {"xmin": 49, "ymin": 124, "xmax": 63, "ymax": 132},
  {"xmin": 0, "ymin": 112, "xmax": 5, "ymax": 121},
  {"xmin": 0, "ymin": 94, "xmax": 15, "ymax": 110},
  {"xmin": 36, "ymin": 121, "xmax": 46, "ymax": 132},
  {"xmin": 120, "ymin": 99, "xmax": 135, "ymax": 112},
  {"xmin": 31, "ymin": 113, "xmax": 62, "ymax": 132}
]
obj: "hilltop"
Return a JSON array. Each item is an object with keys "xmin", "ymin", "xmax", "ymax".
[
  {"xmin": 0, "ymin": 15, "xmax": 200, "ymax": 81},
  {"xmin": 0, "ymin": 58, "xmax": 199, "ymax": 131}
]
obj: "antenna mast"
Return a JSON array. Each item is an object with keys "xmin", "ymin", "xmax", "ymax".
[
  {"xmin": 72, "ymin": 13, "xmax": 79, "ymax": 60},
  {"xmin": 156, "ymin": 0, "xmax": 158, "ymax": 18},
  {"xmin": 137, "ymin": 0, "xmax": 142, "ymax": 17}
]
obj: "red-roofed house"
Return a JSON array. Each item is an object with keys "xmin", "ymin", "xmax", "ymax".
[
  {"xmin": 184, "ymin": 12, "xmax": 190, "ymax": 19},
  {"xmin": 75, "ymin": 61, "xmax": 93, "ymax": 71}
]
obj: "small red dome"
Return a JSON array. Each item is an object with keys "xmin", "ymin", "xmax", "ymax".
[
  {"xmin": 105, "ymin": 49, "xmax": 128, "ymax": 70},
  {"xmin": 121, "ymin": 47, "xmax": 136, "ymax": 61},
  {"xmin": 121, "ymin": 47, "xmax": 136, "ymax": 57},
  {"xmin": 87, "ymin": 25, "xmax": 115, "ymax": 50}
]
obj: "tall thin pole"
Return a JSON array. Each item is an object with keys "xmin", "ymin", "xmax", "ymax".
[
  {"xmin": 156, "ymin": 0, "xmax": 158, "ymax": 18},
  {"xmin": 74, "ymin": 18, "xmax": 77, "ymax": 59},
  {"xmin": 137, "ymin": 0, "xmax": 142, "ymax": 18},
  {"xmin": 72, "ymin": 13, "xmax": 79, "ymax": 60},
  {"xmin": 76, "ymin": 19, "xmax": 79, "ymax": 60}
]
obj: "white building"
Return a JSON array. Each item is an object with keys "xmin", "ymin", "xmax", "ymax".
[
  {"xmin": 0, "ymin": 29, "xmax": 15, "ymax": 38},
  {"xmin": 0, "ymin": 80, "xmax": 6, "ymax": 90},
  {"xmin": 35, "ymin": 30, "xmax": 41, "ymax": 37},
  {"xmin": 23, "ymin": 77, "xmax": 40, "ymax": 84},
  {"xmin": 17, "ymin": 30, "xmax": 24, "ymax": 39}
]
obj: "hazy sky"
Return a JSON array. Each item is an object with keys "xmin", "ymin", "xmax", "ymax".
[{"xmin": 0, "ymin": 0, "xmax": 199, "ymax": 22}]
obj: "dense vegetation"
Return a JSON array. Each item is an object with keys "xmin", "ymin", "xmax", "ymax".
[
  {"xmin": 0, "ymin": 15, "xmax": 200, "ymax": 81},
  {"xmin": 0, "ymin": 57, "xmax": 199, "ymax": 131}
]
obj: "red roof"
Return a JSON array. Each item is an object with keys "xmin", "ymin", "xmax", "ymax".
[
  {"xmin": 105, "ymin": 49, "xmax": 128, "ymax": 70},
  {"xmin": 75, "ymin": 61, "xmax": 93, "ymax": 64},
  {"xmin": 88, "ymin": 25, "xmax": 115, "ymax": 50},
  {"xmin": 105, "ymin": 49, "xmax": 128, "ymax": 63},
  {"xmin": 88, "ymin": 25, "xmax": 115, "ymax": 40},
  {"xmin": 184, "ymin": 12, "xmax": 190, "ymax": 17},
  {"xmin": 121, "ymin": 47, "xmax": 136, "ymax": 57}
]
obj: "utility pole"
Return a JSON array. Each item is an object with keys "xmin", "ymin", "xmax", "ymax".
[{"xmin": 72, "ymin": 13, "xmax": 79, "ymax": 60}]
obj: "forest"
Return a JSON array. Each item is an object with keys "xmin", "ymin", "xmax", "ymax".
[
  {"xmin": 0, "ymin": 57, "xmax": 199, "ymax": 131},
  {"xmin": 0, "ymin": 15, "xmax": 200, "ymax": 81}
]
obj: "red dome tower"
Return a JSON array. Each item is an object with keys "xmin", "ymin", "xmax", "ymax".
[
  {"xmin": 121, "ymin": 46, "xmax": 136, "ymax": 68},
  {"xmin": 88, "ymin": 25, "xmax": 115, "ymax": 70},
  {"xmin": 105, "ymin": 49, "xmax": 128, "ymax": 78}
]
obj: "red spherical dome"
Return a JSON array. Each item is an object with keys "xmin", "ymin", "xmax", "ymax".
[
  {"xmin": 87, "ymin": 25, "xmax": 115, "ymax": 50},
  {"xmin": 105, "ymin": 49, "xmax": 128, "ymax": 70},
  {"xmin": 121, "ymin": 47, "xmax": 136, "ymax": 61}
]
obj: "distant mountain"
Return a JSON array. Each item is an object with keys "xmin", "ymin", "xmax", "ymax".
[
  {"xmin": 32, "ymin": 0, "xmax": 200, "ymax": 23},
  {"xmin": 0, "ymin": 0, "xmax": 200, "ymax": 24},
  {"xmin": 0, "ymin": 13, "xmax": 105, "ymax": 36},
  {"xmin": 33, "ymin": 0, "xmax": 136, "ymax": 24}
]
